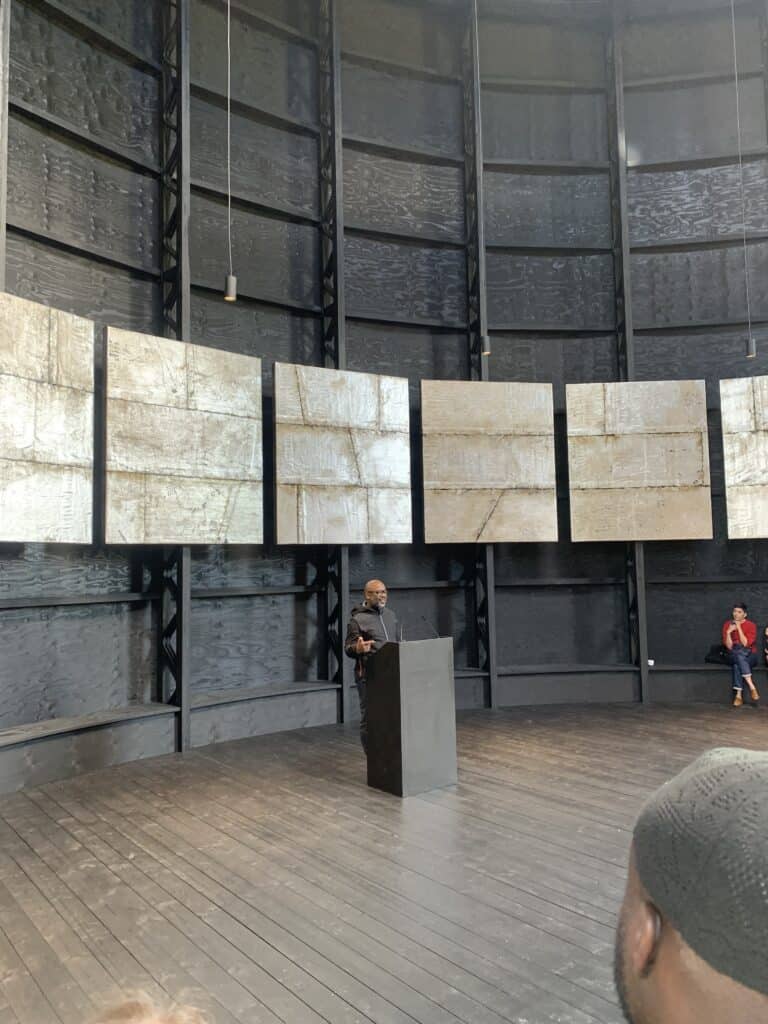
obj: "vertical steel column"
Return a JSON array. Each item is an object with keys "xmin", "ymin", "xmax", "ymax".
[
  {"xmin": 318, "ymin": 0, "xmax": 352, "ymax": 722},
  {"xmin": 463, "ymin": 0, "xmax": 498, "ymax": 707},
  {"xmin": 161, "ymin": 0, "xmax": 191, "ymax": 342},
  {"xmin": 606, "ymin": 1, "xmax": 649, "ymax": 702},
  {"xmin": 159, "ymin": 0, "xmax": 193, "ymax": 748},
  {"xmin": 158, "ymin": 547, "xmax": 192, "ymax": 751},
  {"xmin": 0, "ymin": 0, "xmax": 12, "ymax": 290}
]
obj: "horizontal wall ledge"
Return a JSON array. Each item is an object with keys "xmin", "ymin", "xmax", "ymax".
[
  {"xmin": 8, "ymin": 221, "xmax": 162, "ymax": 279},
  {"xmin": 631, "ymin": 233, "xmax": 768, "ymax": 254},
  {"xmin": 496, "ymin": 578, "xmax": 624, "ymax": 588},
  {"xmin": 499, "ymin": 664, "xmax": 637, "ymax": 676},
  {"xmin": 0, "ymin": 703, "xmax": 177, "ymax": 751},
  {"xmin": 482, "ymin": 76, "xmax": 605, "ymax": 93},
  {"xmin": 343, "ymin": 133, "xmax": 463, "ymax": 167},
  {"xmin": 190, "ymin": 178, "xmax": 319, "ymax": 226},
  {"xmin": 0, "ymin": 592, "xmax": 158, "ymax": 612},
  {"xmin": 192, "ymin": 683, "xmax": 340, "ymax": 710},
  {"xmin": 342, "ymin": 48, "xmax": 460, "ymax": 85},
  {"xmin": 649, "ymin": 664, "xmax": 768, "ymax": 673},
  {"xmin": 629, "ymin": 146, "xmax": 768, "ymax": 173},
  {"xmin": 484, "ymin": 158, "xmax": 610, "ymax": 173},
  {"xmin": 647, "ymin": 577, "xmax": 768, "ymax": 586},
  {"xmin": 346, "ymin": 311, "xmax": 467, "ymax": 331},
  {"xmin": 350, "ymin": 580, "xmax": 470, "ymax": 591},
  {"xmin": 489, "ymin": 322, "xmax": 615, "ymax": 333},
  {"xmin": 345, "ymin": 222, "xmax": 466, "ymax": 249},
  {"xmin": 486, "ymin": 242, "xmax": 612, "ymax": 255},
  {"xmin": 625, "ymin": 69, "xmax": 763, "ymax": 92},
  {"xmin": 634, "ymin": 315, "xmax": 768, "ymax": 333},
  {"xmin": 27, "ymin": 0, "xmax": 161, "ymax": 73},
  {"xmin": 190, "ymin": 83, "xmax": 319, "ymax": 138},
  {"xmin": 191, "ymin": 585, "xmax": 321, "ymax": 600},
  {"xmin": 9, "ymin": 99, "xmax": 161, "ymax": 176}
]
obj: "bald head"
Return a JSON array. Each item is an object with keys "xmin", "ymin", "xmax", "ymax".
[
  {"xmin": 615, "ymin": 748, "xmax": 768, "ymax": 1023},
  {"xmin": 363, "ymin": 579, "xmax": 387, "ymax": 609}
]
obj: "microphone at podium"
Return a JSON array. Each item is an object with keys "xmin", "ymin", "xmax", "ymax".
[{"xmin": 420, "ymin": 614, "xmax": 440, "ymax": 639}]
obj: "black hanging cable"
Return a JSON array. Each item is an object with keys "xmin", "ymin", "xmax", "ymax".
[{"xmin": 224, "ymin": 0, "xmax": 237, "ymax": 301}]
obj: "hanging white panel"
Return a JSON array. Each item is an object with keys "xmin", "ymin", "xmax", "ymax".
[
  {"xmin": 421, "ymin": 380, "xmax": 557, "ymax": 543},
  {"xmin": 0, "ymin": 293, "xmax": 94, "ymax": 543},
  {"xmin": 105, "ymin": 328, "xmax": 262, "ymax": 544},
  {"xmin": 567, "ymin": 380, "xmax": 712, "ymax": 542},
  {"xmin": 274, "ymin": 362, "xmax": 412, "ymax": 545}
]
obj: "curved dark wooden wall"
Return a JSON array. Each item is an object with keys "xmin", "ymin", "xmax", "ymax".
[{"xmin": 1, "ymin": 0, "xmax": 768, "ymax": 788}]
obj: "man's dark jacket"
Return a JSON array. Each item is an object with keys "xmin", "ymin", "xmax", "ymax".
[{"xmin": 344, "ymin": 603, "xmax": 398, "ymax": 680}]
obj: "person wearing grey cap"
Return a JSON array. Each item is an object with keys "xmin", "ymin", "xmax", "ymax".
[{"xmin": 614, "ymin": 747, "xmax": 768, "ymax": 1023}]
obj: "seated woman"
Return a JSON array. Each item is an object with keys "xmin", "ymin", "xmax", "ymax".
[{"xmin": 723, "ymin": 602, "xmax": 759, "ymax": 706}]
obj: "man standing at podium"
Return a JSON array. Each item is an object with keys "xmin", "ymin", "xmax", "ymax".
[{"xmin": 344, "ymin": 579, "xmax": 399, "ymax": 754}]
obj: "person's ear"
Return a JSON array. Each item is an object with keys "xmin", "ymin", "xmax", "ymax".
[{"xmin": 629, "ymin": 901, "xmax": 662, "ymax": 978}]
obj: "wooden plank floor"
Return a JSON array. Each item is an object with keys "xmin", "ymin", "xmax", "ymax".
[{"xmin": 0, "ymin": 703, "xmax": 765, "ymax": 1024}]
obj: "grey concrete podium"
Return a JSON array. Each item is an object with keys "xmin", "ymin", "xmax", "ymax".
[{"xmin": 366, "ymin": 638, "xmax": 458, "ymax": 797}]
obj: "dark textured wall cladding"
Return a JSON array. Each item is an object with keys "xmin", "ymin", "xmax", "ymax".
[
  {"xmin": 190, "ymin": 194, "xmax": 320, "ymax": 307},
  {"xmin": 51, "ymin": 0, "xmax": 163, "ymax": 59},
  {"xmin": 623, "ymin": 12, "xmax": 758, "ymax": 81},
  {"xmin": 479, "ymin": 19, "xmax": 605, "ymax": 83},
  {"xmin": 10, "ymin": 2, "xmax": 160, "ymax": 166},
  {"xmin": 345, "ymin": 235, "xmax": 467, "ymax": 325},
  {"xmin": 631, "ymin": 244, "xmax": 768, "ymax": 328},
  {"xmin": 191, "ymin": 95, "xmax": 319, "ymax": 217},
  {"xmin": 7, "ymin": 233, "xmax": 162, "ymax": 333},
  {"xmin": 343, "ymin": 148, "xmax": 464, "ymax": 242},
  {"xmin": 484, "ymin": 170, "xmax": 610, "ymax": 247},
  {"xmin": 190, "ymin": 595, "xmax": 320, "ymax": 692},
  {"xmin": 4, "ymin": 0, "xmax": 768, "ymax": 742},
  {"xmin": 482, "ymin": 89, "xmax": 608, "ymax": 163},
  {"xmin": 191, "ymin": 0, "xmax": 317, "ymax": 124},
  {"xmin": 342, "ymin": 61, "xmax": 463, "ymax": 156},
  {"xmin": 496, "ymin": 586, "xmax": 629, "ymax": 666},
  {"xmin": 0, "ymin": 603, "xmax": 155, "ymax": 729},
  {"xmin": 340, "ymin": 0, "xmax": 460, "ymax": 75},
  {"xmin": 487, "ymin": 252, "xmax": 615, "ymax": 329},
  {"xmin": 625, "ymin": 79, "xmax": 766, "ymax": 164},
  {"xmin": 627, "ymin": 160, "xmax": 768, "ymax": 246},
  {"xmin": 8, "ymin": 114, "xmax": 160, "ymax": 270}
]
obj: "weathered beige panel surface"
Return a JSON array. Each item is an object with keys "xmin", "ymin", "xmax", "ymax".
[
  {"xmin": 567, "ymin": 379, "xmax": 712, "ymax": 542},
  {"xmin": 0, "ymin": 293, "xmax": 94, "ymax": 543},
  {"xmin": 0, "ymin": 460, "xmax": 92, "ymax": 543},
  {"xmin": 421, "ymin": 380, "xmax": 554, "ymax": 435},
  {"xmin": 570, "ymin": 487, "xmax": 713, "ymax": 542},
  {"xmin": 108, "ymin": 473, "xmax": 263, "ymax": 545},
  {"xmin": 105, "ymin": 327, "xmax": 262, "ymax": 544},
  {"xmin": 721, "ymin": 375, "xmax": 768, "ymax": 537},
  {"xmin": 274, "ymin": 363, "xmax": 412, "ymax": 545},
  {"xmin": 424, "ymin": 488, "xmax": 558, "ymax": 544},
  {"xmin": 725, "ymin": 485, "xmax": 768, "ymax": 539},
  {"xmin": 423, "ymin": 434, "xmax": 556, "ymax": 490},
  {"xmin": 421, "ymin": 380, "xmax": 557, "ymax": 543},
  {"xmin": 568, "ymin": 433, "xmax": 708, "ymax": 490}
]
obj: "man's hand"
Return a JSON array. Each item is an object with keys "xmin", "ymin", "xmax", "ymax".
[{"xmin": 354, "ymin": 637, "xmax": 374, "ymax": 655}]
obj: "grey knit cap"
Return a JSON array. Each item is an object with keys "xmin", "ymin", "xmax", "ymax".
[{"xmin": 634, "ymin": 747, "xmax": 768, "ymax": 995}]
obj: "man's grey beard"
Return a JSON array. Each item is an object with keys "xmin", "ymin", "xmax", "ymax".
[{"xmin": 614, "ymin": 917, "xmax": 637, "ymax": 1024}]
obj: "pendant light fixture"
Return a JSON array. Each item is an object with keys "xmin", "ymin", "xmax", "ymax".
[{"xmin": 224, "ymin": 0, "xmax": 237, "ymax": 302}]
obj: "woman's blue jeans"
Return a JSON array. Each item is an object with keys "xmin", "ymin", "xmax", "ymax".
[{"xmin": 726, "ymin": 645, "xmax": 757, "ymax": 691}]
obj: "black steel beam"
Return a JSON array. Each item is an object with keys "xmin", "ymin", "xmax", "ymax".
[
  {"xmin": 161, "ymin": 0, "xmax": 191, "ymax": 342},
  {"xmin": 0, "ymin": 0, "xmax": 11, "ymax": 290},
  {"xmin": 463, "ymin": 0, "xmax": 498, "ymax": 709},
  {"xmin": 318, "ymin": 0, "xmax": 352, "ymax": 725},
  {"xmin": 157, "ymin": 547, "xmax": 192, "ymax": 751},
  {"xmin": 606, "ymin": 1, "xmax": 649, "ymax": 703}
]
